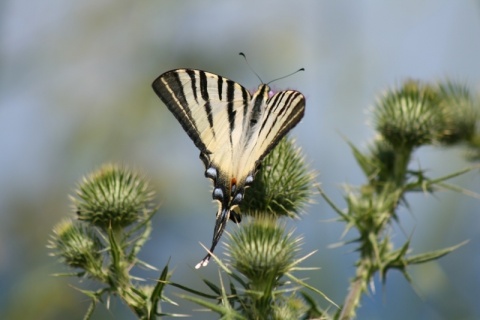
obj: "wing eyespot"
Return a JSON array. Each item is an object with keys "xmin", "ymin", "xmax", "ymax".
[
  {"xmin": 213, "ymin": 188, "xmax": 224, "ymax": 201},
  {"xmin": 232, "ymin": 193, "xmax": 243, "ymax": 205},
  {"xmin": 205, "ymin": 167, "xmax": 217, "ymax": 180}
]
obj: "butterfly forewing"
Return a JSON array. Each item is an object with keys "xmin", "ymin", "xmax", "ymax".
[
  {"xmin": 152, "ymin": 68, "xmax": 305, "ymax": 267},
  {"xmin": 153, "ymin": 69, "xmax": 252, "ymax": 159}
]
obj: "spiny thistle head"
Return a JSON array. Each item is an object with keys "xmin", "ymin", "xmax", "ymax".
[
  {"xmin": 225, "ymin": 215, "xmax": 301, "ymax": 284},
  {"xmin": 273, "ymin": 296, "xmax": 308, "ymax": 320},
  {"xmin": 241, "ymin": 138, "xmax": 315, "ymax": 218},
  {"xmin": 374, "ymin": 80, "xmax": 442, "ymax": 149},
  {"xmin": 374, "ymin": 79, "xmax": 478, "ymax": 150},
  {"xmin": 48, "ymin": 219, "xmax": 102, "ymax": 270},
  {"xmin": 435, "ymin": 81, "xmax": 477, "ymax": 145},
  {"xmin": 73, "ymin": 163, "xmax": 155, "ymax": 230}
]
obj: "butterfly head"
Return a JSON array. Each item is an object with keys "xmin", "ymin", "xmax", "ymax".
[
  {"xmin": 252, "ymin": 84, "xmax": 272, "ymax": 100},
  {"xmin": 252, "ymin": 84, "xmax": 274, "ymax": 99}
]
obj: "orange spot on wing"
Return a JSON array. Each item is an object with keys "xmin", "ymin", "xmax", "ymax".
[{"xmin": 231, "ymin": 177, "xmax": 237, "ymax": 186}]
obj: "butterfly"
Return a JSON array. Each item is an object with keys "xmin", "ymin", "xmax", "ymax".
[{"xmin": 152, "ymin": 68, "xmax": 305, "ymax": 268}]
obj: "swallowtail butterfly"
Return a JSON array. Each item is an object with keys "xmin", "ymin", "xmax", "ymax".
[{"xmin": 152, "ymin": 68, "xmax": 305, "ymax": 268}]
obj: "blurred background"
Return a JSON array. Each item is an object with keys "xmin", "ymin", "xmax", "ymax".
[{"xmin": 1, "ymin": 1, "xmax": 480, "ymax": 319}]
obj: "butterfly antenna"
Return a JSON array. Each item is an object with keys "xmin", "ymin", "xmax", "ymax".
[
  {"xmin": 267, "ymin": 67, "xmax": 305, "ymax": 85},
  {"xmin": 239, "ymin": 52, "xmax": 264, "ymax": 84}
]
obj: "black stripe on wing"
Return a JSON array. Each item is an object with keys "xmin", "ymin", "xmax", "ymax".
[
  {"xmin": 153, "ymin": 68, "xmax": 253, "ymax": 164},
  {"xmin": 152, "ymin": 69, "xmax": 209, "ymax": 153},
  {"xmin": 198, "ymin": 71, "xmax": 215, "ymax": 136},
  {"xmin": 256, "ymin": 90, "xmax": 305, "ymax": 162},
  {"xmin": 226, "ymin": 80, "xmax": 237, "ymax": 145}
]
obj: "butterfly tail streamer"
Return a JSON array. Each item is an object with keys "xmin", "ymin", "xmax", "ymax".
[{"xmin": 195, "ymin": 206, "xmax": 231, "ymax": 269}]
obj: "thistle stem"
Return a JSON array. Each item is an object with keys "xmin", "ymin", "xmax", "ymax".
[{"xmin": 339, "ymin": 258, "xmax": 369, "ymax": 320}]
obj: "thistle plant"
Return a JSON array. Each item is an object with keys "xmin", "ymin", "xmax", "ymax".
[
  {"xmin": 49, "ymin": 80, "xmax": 479, "ymax": 319},
  {"xmin": 165, "ymin": 138, "xmax": 325, "ymax": 319},
  {"xmin": 320, "ymin": 79, "xmax": 478, "ymax": 320},
  {"xmin": 48, "ymin": 164, "xmax": 177, "ymax": 319}
]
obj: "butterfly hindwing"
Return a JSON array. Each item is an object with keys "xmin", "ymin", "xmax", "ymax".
[{"xmin": 237, "ymin": 89, "xmax": 305, "ymax": 177}]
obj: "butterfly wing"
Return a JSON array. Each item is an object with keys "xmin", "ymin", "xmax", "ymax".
[
  {"xmin": 152, "ymin": 69, "xmax": 252, "ymax": 160},
  {"xmin": 233, "ymin": 87, "xmax": 306, "ymax": 184},
  {"xmin": 153, "ymin": 69, "xmax": 254, "ymax": 267}
]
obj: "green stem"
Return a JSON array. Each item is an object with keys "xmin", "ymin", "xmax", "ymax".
[
  {"xmin": 339, "ymin": 147, "xmax": 412, "ymax": 319},
  {"xmin": 339, "ymin": 258, "xmax": 369, "ymax": 320},
  {"xmin": 393, "ymin": 146, "xmax": 413, "ymax": 187},
  {"xmin": 108, "ymin": 227, "xmax": 148, "ymax": 318}
]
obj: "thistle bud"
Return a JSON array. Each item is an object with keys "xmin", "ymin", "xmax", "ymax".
[
  {"xmin": 73, "ymin": 164, "xmax": 155, "ymax": 230},
  {"xmin": 225, "ymin": 216, "xmax": 301, "ymax": 285},
  {"xmin": 48, "ymin": 219, "xmax": 102, "ymax": 270}
]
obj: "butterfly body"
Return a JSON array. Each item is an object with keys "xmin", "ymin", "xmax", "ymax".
[{"xmin": 152, "ymin": 69, "xmax": 305, "ymax": 268}]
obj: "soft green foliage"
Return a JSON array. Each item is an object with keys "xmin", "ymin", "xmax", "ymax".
[{"xmin": 49, "ymin": 164, "xmax": 177, "ymax": 319}]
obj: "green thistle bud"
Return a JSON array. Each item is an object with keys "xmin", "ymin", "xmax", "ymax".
[
  {"xmin": 225, "ymin": 216, "xmax": 301, "ymax": 285},
  {"xmin": 241, "ymin": 138, "xmax": 314, "ymax": 218},
  {"xmin": 273, "ymin": 296, "xmax": 307, "ymax": 320},
  {"xmin": 435, "ymin": 81, "xmax": 477, "ymax": 145},
  {"xmin": 374, "ymin": 80, "xmax": 441, "ymax": 149},
  {"xmin": 48, "ymin": 219, "xmax": 102, "ymax": 270},
  {"xmin": 73, "ymin": 164, "xmax": 155, "ymax": 230}
]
